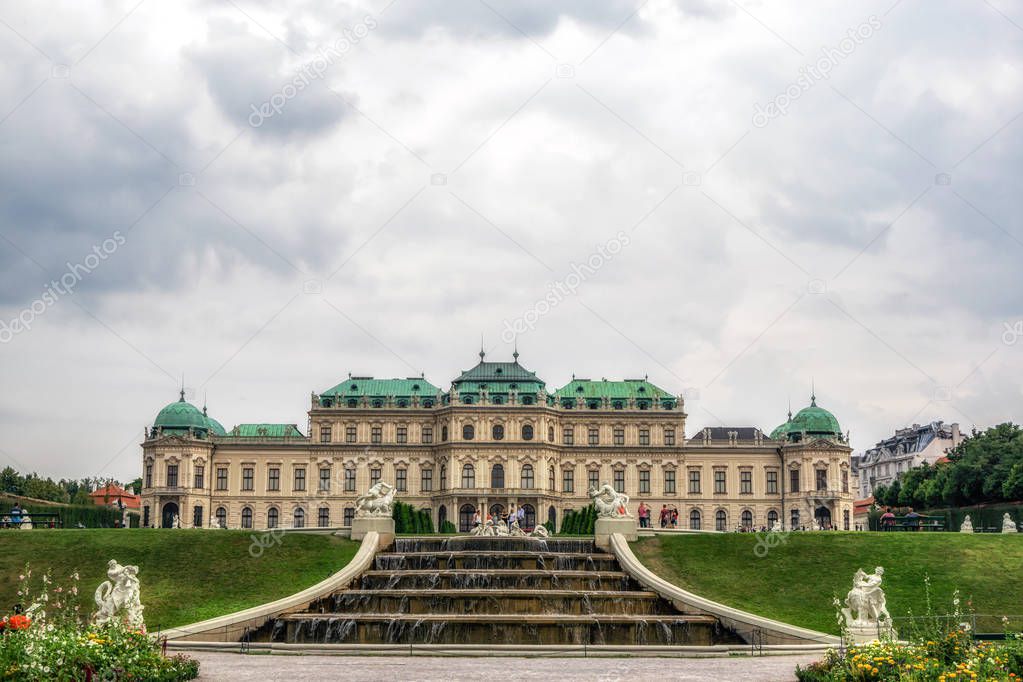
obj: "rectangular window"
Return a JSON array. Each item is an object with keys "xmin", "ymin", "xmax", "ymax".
[
  {"xmin": 843, "ymin": 509, "xmax": 850, "ymax": 530},
  {"xmin": 664, "ymin": 428, "xmax": 675, "ymax": 446},
  {"xmin": 688, "ymin": 470, "xmax": 701, "ymax": 494},
  {"xmin": 842, "ymin": 470, "xmax": 849, "ymax": 493},
  {"xmin": 396, "ymin": 426, "xmax": 407, "ymax": 444},
  {"xmin": 421, "ymin": 468, "xmax": 433, "ymax": 492},
  {"xmin": 791, "ymin": 509, "xmax": 800, "ymax": 529},
  {"xmin": 371, "ymin": 468, "xmax": 381, "ymax": 486},
  {"xmin": 344, "ymin": 508, "xmax": 355, "ymax": 526},
  {"xmin": 145, "ymin": 464, "xmax": 152, "ymax": 488},
  {"xmin": 193, "ymin": 465, "xmax": 204, "ymax": 489},
  {"xmin": 766, "ymin": 470, "xmax": 778, "ymax": 494},
  {"xmin": 588, "ymin": 469, "xmax": 599, "ymax": 491},
  {"xmin": 371, "ymin": 426, "xmax": 382, "ymax": 444},
  {"xmin": 740, "ymin": 470, "xmax": 752, "ymax": 494},
  {"xmin": 396, "ymin": 468, "xmax": 407, "ymax": 492},
  {"xmin": 613, "ymin": 469, "xmax": 625, "ymax": 493},
  {"xmin": 714, "ymin": 470, "xmax": 726, "ymax": 494},
  {"xmin": 816, "ymin": 469, "xmax": 827, "ymax": 491},
  {"xmin": 242, "ymin": 467, "xmax": 253, "ymax": 491},
  {"xmin": 267, "ymin": 467, "xmax": 280, "ymax": 491},
  {"xmin": 319, "ymin": 507, "xmax": 330, "ymax": 528},
  {"xmin": 790, "ymin": 468, "xmax": 800, "ymax": 493},
  {"xmin": 319, "ymin": 467, "xmax": 331, "ymax": 492},
  {"xmin": 422, "ymin": 426, "xmax": 433, "ymax": 444},
  {"xmin": 294, "ymin": 468, "xmax": 306, "ymax": 492},
  {"xmin": 639, "ymin": 469, "xmax": 650, "ymax": 493},
  {"xmin": 166, "ymin": 464, "xmax": 178, "ymax": 488},
  {"xmin": 563, "ymin": 427, "xmax": 574, "ymax": 445},
  {"xmin": 320, "ymin": 425, "xmax": 331, "ymax": 443},
  {"xmin": 216, "ymin": 467, "xmax": 228, "ymax": 491},
  {"xmin": 613, "ymin": 427, "xmax": 624, "ymax": 445},
  {"xmin": 562, "ymin": 469, "xmax": 574, "ymax": 493},
  {"xmin": 588, "ymin": 427, "xmax": 599, "ymax": 445},
  {"xmin": 344, "ymin": 468, "xmax": 356, "ymax": 492},
  {"xmin": 664, "ymin": 470, "xmax": 676, "ymax": 494},
  {"xmin": 639, "ymin": 428, "xmax": 650, "ymax": 446},
  {"xmin": 345, "ymin": 426, "xmax": 357, "ymax": 443}
]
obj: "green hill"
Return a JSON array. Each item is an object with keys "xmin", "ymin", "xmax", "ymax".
[
  {"xmin": 0, "ymin": 529, "xmax": 359, "ymax": 629},
  {"xmin": 632, "ymin": 533, "xmax": 1023, "ymax": 635}
]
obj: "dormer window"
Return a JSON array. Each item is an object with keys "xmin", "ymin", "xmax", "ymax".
[
  {"xmin": 576, "ymin": 386, "xmax": 584, "ymax": 393},
  {"xmin": 372, "ymin": 399, "xmax": 383, "ymax": 408},
  {"xmin": 412, "ymin": 384, "xmax": 420, "ymax": 391},
  {"xmin": 347, "ymin": 399, "xmax": 358, "ymax": 408},
  {"xmin": 522, "ymin": 396, "xmax": 533, "ymax": 405},
  {"xmin": 613, "ymin": 401, "xmax": 624, "ymax": 410},
  {"xmin": 637, "ymin": 386, "xmax": 646, "ymax": 393},
  {"xmin": 350, "ymin": 384, "xmax": 358, "ymax": 391},
  {"xmin": 495, "ymin": 368, "xmax": 503, "ymax": 375},
  {"xmin": 509, "ymin": 383, "xmax": 518, "ymax": 390},
  {"xmin": 423, "ymin": 399, "xmax": 434, "ymax": 408},
  {"xmin": 397, "ymin": 399, "xmax": 408, "ymax": 408}
]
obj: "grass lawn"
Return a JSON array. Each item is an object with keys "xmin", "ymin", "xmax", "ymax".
[
  {"xmin": 631, "ymin": 533, "xmax": 1023, "ymax": 635},
  {"xmin": 0, "ymin": 529, "xmax": 359, "ymax": 629}
]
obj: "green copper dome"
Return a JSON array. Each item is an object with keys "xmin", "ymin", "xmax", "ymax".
[
  {"xmin": 204, "ymin": 414, "xmax": 227, "ymax": 436},
  {"xmin": 153, "ymin": 392, "xmax": 209, "ymax": 436},
  {"xmin": 771, "ymin": 395, "xmax": 843, "ymax": 442}
]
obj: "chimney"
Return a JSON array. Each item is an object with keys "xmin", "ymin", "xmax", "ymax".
[{"xmin": 951, "ymin": 423, "xmax": 960, "ymax": 443}]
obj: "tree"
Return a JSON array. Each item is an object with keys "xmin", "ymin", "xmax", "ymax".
[{"xmin": 1003, "ymin": 461, "xmax": 1023, "ymax": 501}]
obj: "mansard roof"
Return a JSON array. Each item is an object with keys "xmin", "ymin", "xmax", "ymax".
[
  {"xmin": 222, "ymin": 423, "xmax": 305, "ymax": 438},
  {"xmin": 452, "ymin": 357, "xmax": 544, "ymax": 387},
  {"xmin": 551, "ymin": 378, "xmax": 678, "ymax": 408},
  {"xmin": 321, "ymin": 377, "xmax": 442, "ymax": 399}
]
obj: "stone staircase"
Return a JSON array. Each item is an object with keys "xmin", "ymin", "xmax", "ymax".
[{"xmin": 252, "ymin": 536, "xmax": 740, "ymax": 646}]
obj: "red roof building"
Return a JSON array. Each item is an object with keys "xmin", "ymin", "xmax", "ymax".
[{"xmin": 89, "ymin": 484, "xmax": 140, "ymax": 510}]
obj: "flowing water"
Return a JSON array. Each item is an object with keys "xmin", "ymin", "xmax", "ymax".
[{"xmin": 252, "ymin": 536, "xmax": 740, "ymax": 646}]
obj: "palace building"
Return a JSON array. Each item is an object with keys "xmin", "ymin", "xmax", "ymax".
[{"xmin": 140, "ymin": 351, "xmax": 855, "ymax": 533}]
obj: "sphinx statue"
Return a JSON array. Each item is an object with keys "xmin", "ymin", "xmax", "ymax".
[
  {"xmin": 589, "ymin": 483, "xmax": 631, "ymax": 518},
  {"xmin": 840, "ymin": 566, "xmax": 895, "ymax": 642},
  {"xmin": 355, "ymin": 482, "xmax": 396, "ymax": 518},
  {"xmin": 960, "ymin": 515, "xmax": 974, "ymax": 533},
  {"xmin": 93, "ymin": 559, "xmax": 145, "ymax": 631},
  {"xmin": 1003, "ymin": 513, "xmax": 1018, "ymax": 533}
]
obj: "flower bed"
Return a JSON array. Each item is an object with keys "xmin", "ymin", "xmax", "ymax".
[{"xmin": 0, "ymin": 567, "xmax": 198, "ymax": 681}]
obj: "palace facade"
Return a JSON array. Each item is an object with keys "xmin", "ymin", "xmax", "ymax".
[{"xmin": 140, "ymin": 351, "xmax": 855, "ymax": 533}]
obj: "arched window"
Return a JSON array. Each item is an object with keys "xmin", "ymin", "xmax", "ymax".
[
  {"xmin": 548, "ymin": 506, "xmax": 556, "ymax": 530},
  {"xmin": 491, "ymin": 464, "xmax": 505, "ymax": 489},
  {"xmin": 241, "ymin": 507, "xmax": 253, "ymax": 529},
  {"xmin": 293, "ymin": 508, "xmax": 305, "ymax": 528},
  {"xmin": 522, "ymin": 424, "xmax": 534, "ymax": 440},
  {"xmin": 489, "ymin": 503, "xmax": 505, "ymax": 519},
  {"xmin": 461, "ymin": 464, "xmax": 475, "ymax": 488},
  {"xmin": 521, "ymin": 504, "xmax": 536, "ymax": 529},
  {"xmin": 741, "ymin": 509, "xmax": 753, "ymax": 529},
  {"xmin": 458, "ymin": 504, "xmax": 475, "ymax": 532},
  {"xmin": 441, "ymin": 426, "xmax": 448, "ymax": 441},
  {"xmin": 548, "ymin": 466, "xmax": 555, "ymax": 491},
  {"xmin": 548, "ymin": 426, "xmax": 555, "ymax": 441},
  {"xmin": 715, "ymin": 509, "xmax": 727, "ymax": 532},
  {"xmin": 215, "ymin": 506, "xmax": 227, "ymax": 528},
  {"xmin": 521, "ymin": 464, "xmax": 534, "ymax": 489},
  {"xmin": 767, "ymin": 510, "xmax": 779, "ymax": 529},
  {"xmin": 267, "ymin": 507, "xmax": 279, "ymax": 529},
  {"xmin": 462, "ymin": 424, "xmax": 474, "ymax": 440},
  {"xmin": 689, "ymin": 509, "xmax": 701, "ymax": 530},
  {"xmin": 492, "ymin": 424, "xmax": 504, "ymax": 440}
]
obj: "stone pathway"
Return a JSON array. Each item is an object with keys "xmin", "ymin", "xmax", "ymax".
[{"xmin": 191, "ymin": 652, "xmax": 819, "ymax": 681}]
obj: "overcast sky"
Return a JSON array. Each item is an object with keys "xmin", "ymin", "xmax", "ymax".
[{"xmin": 1, "ymin": 0, "xmax": 1021, "ymax": 482}]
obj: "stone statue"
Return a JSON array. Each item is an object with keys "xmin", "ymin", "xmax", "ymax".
[
  {"xmin": 1002, "ymin": 513, "xmax": 1018, "ymax": 533},
  {"xmin": 589, "ymin": 483, "xmax": 631, "ymax": 518},
  {"xmin": 960, "ymin": 515, "xmax": 974, "ymax": 533},
  {"xmin": 355, "ymin": 482, "xmax": 396, "ymax": 518},
  {"xmin": 20, "ymin": 514, "xmax": 32, "ymax": 530},
  {"xmin": 170, "ymin": 514, "xmax": 180, "ymax": 529},
  {"xmin": 840, "ymin": 567, "xmax": 894, "ymax": 642},
  {"xmin": 529, "ymin": 524, "xmax": 550, "ymax": 538},
  {"xmin": 93, "ymin": 560, "xmax": 145, "ymax": 631}
]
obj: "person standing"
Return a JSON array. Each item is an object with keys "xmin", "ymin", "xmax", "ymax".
[{"xmin": 637, "ymin": 502, "xmax": 648, "ymax": 528}]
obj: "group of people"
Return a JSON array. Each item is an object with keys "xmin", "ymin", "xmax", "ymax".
[
  {"xmin": 635, "ymin": 502, "xmax": 681, "ymax": 528},
  {"xmin": 471, "ymin": 503, "xmax": 527, "ymax": 530}
]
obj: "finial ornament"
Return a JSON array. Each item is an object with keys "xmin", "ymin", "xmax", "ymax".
[
  {"xmin": 787, "ymin": 397, "xmax": 792, "ymax": 420},
  {"xmin": 479, "ymin": 334, "xmax": 485, "ymax": 360},
  {"xmin": 513, "ymin": 338, "xmax": 519, "ymax": 361},
  {"xmin": 179, "ymin": 374, "xmax": 185, "ymax": 402},
  {"xmin": 810, "ymin": 378, "xmax": 817, "ymax": 406}
]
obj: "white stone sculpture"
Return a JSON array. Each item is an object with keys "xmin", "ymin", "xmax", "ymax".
[
  {"xmin": 529, "ymin": 524, "xmax": 550, "ymax": 538},
  {"xmin": 960, "ymin": 515, "xmax": 974, "ymax": 533},
  {"xmin": 20, "ymin": 514, "xmax": 32, "ymax": 530},
  {"xmin": 589, "ymin": 483, "xmax": 632, "ymax": 518},
  {"xmin": 1002, "ymin": 513, "xmax": 1018, "ymax": 533},
  {"xmin": 93, "ymin": 559, "xmax": 145, "ymax": 631},
  {"xmin": 355, "ymin": 482, "xmax": 396, "ymax": 518},
  {"xmin": 840, "ymin": 566, "xmax": 894, "ymax": 643}
]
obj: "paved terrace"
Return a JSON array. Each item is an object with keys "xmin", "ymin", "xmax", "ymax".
[{"xmin": 192, "ymin": 652, "xmax": 819, "ymax": 681}]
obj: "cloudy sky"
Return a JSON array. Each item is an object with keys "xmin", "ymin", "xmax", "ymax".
[{"xmin": 1, "ymin": 0, "xmax": 1021, "ymax": 482}]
